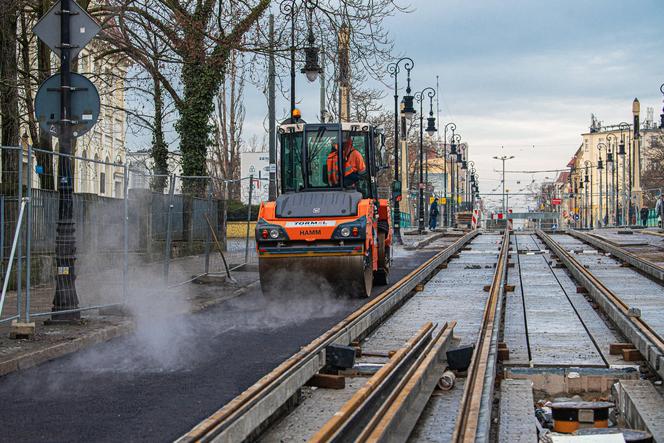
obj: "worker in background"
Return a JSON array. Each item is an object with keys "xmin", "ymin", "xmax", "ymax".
[
  {"xmin": 640, "ymin": 205, "xmax": 649, "ymax": 228},
  {"xmin": 327, "ymin": 139, "xmax": 366, "ymax": 188},
  {"xmin": 429, "ymin": 198, "xmax": 439, "ymax": 231}
]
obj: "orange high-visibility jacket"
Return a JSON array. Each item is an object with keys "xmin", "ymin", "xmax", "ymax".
[{"xmin": 327, "ymin": 146, "xmax": 366, "ymax": 185}]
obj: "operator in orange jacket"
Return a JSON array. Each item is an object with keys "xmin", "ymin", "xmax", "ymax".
[{"xmin": 326, "ymin": 139, "xmax": 366, "ymax": 187}]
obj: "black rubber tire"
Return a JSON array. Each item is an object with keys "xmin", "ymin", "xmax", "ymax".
[{"xmin": 373, "ymin": 232, "xmax": 390, "ymax": 286}]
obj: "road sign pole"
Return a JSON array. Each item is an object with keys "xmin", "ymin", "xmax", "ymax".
[{"xmin": 52, "ymin": 0, "xmax": 80, "ymax": 321}]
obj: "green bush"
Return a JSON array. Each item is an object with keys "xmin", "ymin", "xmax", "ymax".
[{"xmin": 226, "ymin": 200, "xmax": 260, "ymax": 221}]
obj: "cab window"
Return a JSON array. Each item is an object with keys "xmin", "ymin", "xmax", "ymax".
[
  {"xmin": 281, "ymin": 131, "xmax": 304, "ymax": 192},
  {"xmin": 306, "ymin": 127, "xmax": 340, "ymax": 188},
  {"xmin": 342, "ymin": 132, "xmax": 371, "ymax": 198}
]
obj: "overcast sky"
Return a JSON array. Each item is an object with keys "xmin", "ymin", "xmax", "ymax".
[{"xmin": 130, "ymin": 0, "xmax": 664, "ymax": 211}]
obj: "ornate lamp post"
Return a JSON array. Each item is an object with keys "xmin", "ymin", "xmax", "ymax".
[
  {"xmin": 469, "ymin": 162, "xmax": 476, "ymax": 210},
  {"xmin": 493, "ymin": 154, "xmax": 515, "ymax": 216},
  {"xmin": 387, "ymin": 57, "xmax": 415, "ymax": 243},
  {"xmin": 451, "ymin": 136, "xmax": 462, "ymax": 223},
  {"xmin": 460, "ymin": 148, "xmax": 468, "ymax": 211},
  {"xmin": 606, "ymin": 133, "xmax": 617, "ymax": 226},
  {"xmin": 442, "ymin": 122, "xmax": 456, "ymax": 226},
  {"xmin": 414, "ymin": 87, "xmax": 437, "ymax": 233},
  {"xmin": 279, "ymin": 0, "xmax": 320, "ymax": 119},
  {"xmin": 597, "ymin": 143, "xmax": 605, "ymax": 227},
  {"xmin": 659, "ymin": 83, "xmax": 664, "ymax": 129},
  {"xmin": 618, "ymin": 122, "xmax": 630, "ymax": 225},
  {"xmin": 584, "ymin": 160, "xmax": 593, "ymax": 228}
]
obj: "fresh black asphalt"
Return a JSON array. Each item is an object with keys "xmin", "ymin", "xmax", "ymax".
[{"xmin": 0, "ymin": 250, "xmax": 436, "ymax": 442}]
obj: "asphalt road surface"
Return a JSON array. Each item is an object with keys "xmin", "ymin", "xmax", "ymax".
[{"xmin": 0, "ymin": 249, "xmax": 436, "ymax": 442}]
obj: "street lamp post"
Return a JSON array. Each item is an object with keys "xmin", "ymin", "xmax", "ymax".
[
  {"xmin": 597, "ymin": 143, "xmax": 605, "ymax": 227},
  {"xmin": 584, "ymin": 161, "xmax": 593, "ymax": 228},
  {"xmin": 442, "ymin": 122, "xmax": 456, "ymax": 227},
  {"xmin": 460, "ymin": 145, "xmax": 468, "ymax": 211},
  {"xmin": 606, "ymin": 133, "xmax": 617, "ymax": 226},
  {"xmin": 279, "ymin": 0, "xmax": 321, "ymax": 119},
  {"xmin": 387, "ymin": 57, "xmax": 415, "ymax": 243},
  {"xmin": 632, "ymin": 98, "xmax": 640, "ymax": 224},
  {"xmin": 493, "ymin": 154, "xmax": 515, "ymax": 216},
  {"xmin": 414, "ymin": 87, "xmax": 437, "ymax": 233},
  {"xmin": 451, "ymin": 135, "xmax": 461, "ymax": 223},
  {"xmin": 579, "ymin": 176, "xmax": 585, "ymax": 228},
  {"xmin": 618, "ymin": 122, "xmax": 630, "ymax": 225},
  {"xmin": 660, "ymin": 83, "xmax": 664, "ymax": 129}
]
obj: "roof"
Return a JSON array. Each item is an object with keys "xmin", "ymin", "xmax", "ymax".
[{"xmin": 556, "ymin": 171, "xmax": 569, "ymax": 183}]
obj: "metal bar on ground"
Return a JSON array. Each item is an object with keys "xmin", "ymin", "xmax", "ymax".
[
  {"xmin": 361, "ymin": 321, "xmax": 457, "ymax": 443},
  {"xmin": 311, "ymin": 322, "xmax": 435, "ymax": 442}
]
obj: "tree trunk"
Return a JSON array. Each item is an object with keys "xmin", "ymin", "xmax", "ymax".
[
  {"xmin": 1, "ymin": 3, "xmax": 20, "ymax": 261},
  {"xmin": 1, "ymin": 3, "xmax": 20, "ymax": 182},
  {"xmin": 176, "ymin": 61, "xmax": 221, "ymax": 197},
  {"xmin": 150, "ymin": 76, "xmax": 168, "ymax": 193},
  {"xmin": 36, "ymin": 0, "xmax": 55, "ymax": 190}
]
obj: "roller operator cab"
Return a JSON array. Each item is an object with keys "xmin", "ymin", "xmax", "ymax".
[{"xmin": 256, "ymin": 121, "xmax": 393, "ymax": 298}]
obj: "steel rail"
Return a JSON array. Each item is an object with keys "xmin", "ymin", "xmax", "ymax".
[
  {"xmin": 310, "ymin": 322, "xmax": 437, "ymax": 442},
  {"xmin": 536, "ymin": 230, "xmax": 664, "ymax": 379},
  {"xmin": 452, "ymin": 229, "xmax": 510, "ymax": 443},
  {"xmin": 360, "ymin": 321, "xmax": 457, "ymax": 443},
  {"xmin": 177, "ymin": 230, "xmax": 480, "ymax": 443},
  {"xmin": 568, "ymin": 229, "xmax": 664, "ymax": 282}
]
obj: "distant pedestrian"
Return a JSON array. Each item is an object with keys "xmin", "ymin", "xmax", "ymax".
[
  {"xmin": 640, "ymin": 206, "xmax": 649, "ymax": 227},
  {"xmin": 656, "ymin": 193, "xmax": 664, "ymax": 228},
  {"xmin": 429, "ymin": 198, "xmax": 439, "ymax": 231}
]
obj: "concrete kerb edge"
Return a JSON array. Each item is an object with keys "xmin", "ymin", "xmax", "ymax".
[
  {"xmin": 569, "ymin": 230, "xmax": 664, "ymax": 281},
  {"xmin": 411, "ymin": 232, "xmax": 447, "ymax": 249},
  {"xmin": 0, "ymin": 279, "xmax": 260, "ymax": 378},
  {"xmin": 0, "ymin": 322, "xmax": 133, "ymax": 377}
]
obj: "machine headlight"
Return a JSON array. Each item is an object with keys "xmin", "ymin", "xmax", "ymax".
[
  {"xmin": 269, "ymin": 229, "xmax": 280, "ymax": 239},
  {"xmin": 340, "ymin": 227, "xmax": 351, "ymax": 237}
]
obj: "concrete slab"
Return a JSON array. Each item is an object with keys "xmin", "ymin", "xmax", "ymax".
[
  {"xmin": 617, "ymin": 379, "xmax": 664, "ymax": 443},
  {"xmin": 499, "ymin": 379, "xmax": 537, "ymax": 443},
  {"xmin": 510, "ymin": 234, "xmax": 605, "ymax": 367}
]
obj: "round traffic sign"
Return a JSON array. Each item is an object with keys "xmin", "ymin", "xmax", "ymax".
[{"xmin": 34, "ymin": 73, "xmax": 101, "ymax": 138}]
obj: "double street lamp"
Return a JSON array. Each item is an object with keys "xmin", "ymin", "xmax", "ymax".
[
  {"xmin": 414, "ymin": 87, "xmax": 437, "ymax": 233},
  {"xmin": 493, "ymin": 154, "xmax": 515, "ymax": 215},
  {"xmin": 387, "ymin": 57, "xmax": 415, "ymax": 243},
  {"xmin": 279, "ymin": 0, "xmax": 322, "ymax": 119}
]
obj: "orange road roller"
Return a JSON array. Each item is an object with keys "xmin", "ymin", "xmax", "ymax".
[{"xmin": 256, "ymin": 121, "xmax": 392, "ymax": 298}]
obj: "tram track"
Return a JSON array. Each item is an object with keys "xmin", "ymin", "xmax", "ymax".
[
  {"xmin": 178, "ymin": 230, "xmax": 482, "ymax": 443},
  {"xmin": 536, "ymin": 230, "xmax": 664, "ymax": 379}
]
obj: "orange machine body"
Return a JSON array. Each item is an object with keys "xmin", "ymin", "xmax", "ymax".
[{"xmin": 256, "ymin": 198, "xmax": 392, "ymax": 271}]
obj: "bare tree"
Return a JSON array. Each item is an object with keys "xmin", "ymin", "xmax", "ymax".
[
  {"xmin": 642, "ymin": 133, "xmax": 664, "ymax": 204},
  {"xmin": 210, "ymin": 48, "xmax": 246, "ymax": 200},
  {"xmin": 97, "ymin": 0, "xmax": 271, "ymax": 195}
]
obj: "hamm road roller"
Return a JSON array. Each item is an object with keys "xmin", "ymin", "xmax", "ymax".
[{"xmin": 256, "ymin": 120, "xmax": 392, "ymax": 297}]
